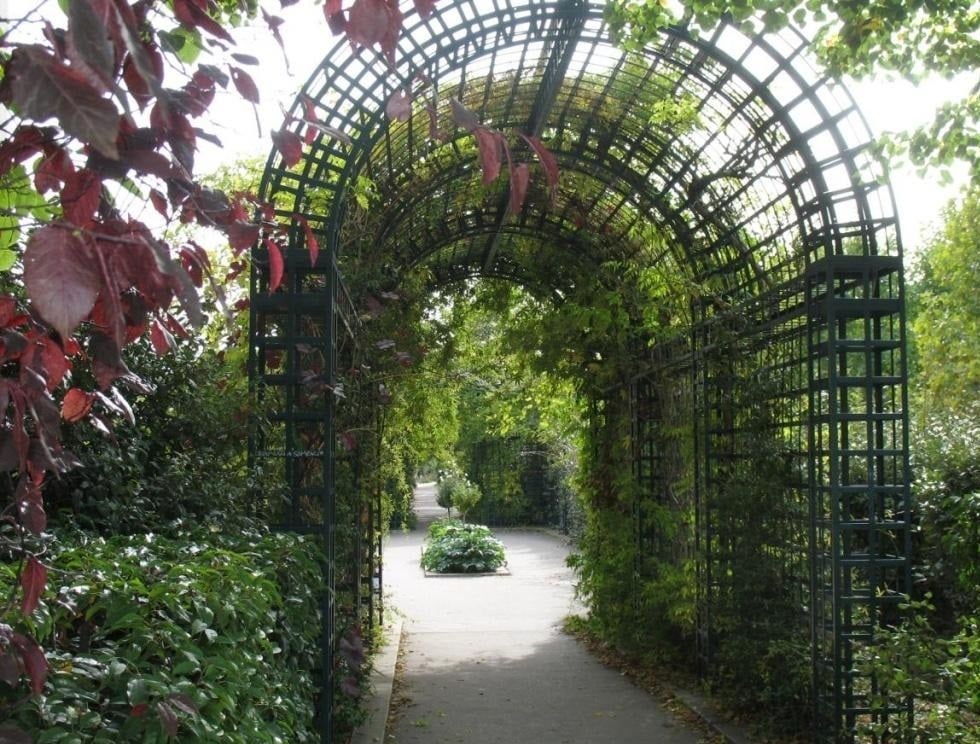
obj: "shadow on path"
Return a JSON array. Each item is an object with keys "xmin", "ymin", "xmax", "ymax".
[{"xmin": 382, "ymin": 483, "xmax": 706, "ymax": 744}]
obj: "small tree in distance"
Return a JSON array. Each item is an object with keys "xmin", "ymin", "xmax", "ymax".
[{"xmin": 435, "ymin": 467, "xmax": 483, "ymax": 521}]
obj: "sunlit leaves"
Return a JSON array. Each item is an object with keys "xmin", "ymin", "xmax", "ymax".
[
  {"xmin": 62, "ymin": 388, "xmax": 95, "ymax": 422},
  {"xmin": 173, "ymin": 0, "xmax": 235, "ymax": 43},
  {"xmin": 149, "ymin": 318, "xmax": 175, "ymax": 356},
  {"xmin": 0, "ymin": 165, "xmax": 57, "ymax": 256},
  {"xmin": 605, "ymin": 0, "xmax": 979, "ymax": 180},
  {"xmin": 0, "ymin": 531, "xmax": 325, "ymax": 739},
  {"xmin": 34, "ymin": 337, "xmax": 70, "ymax": 391}
]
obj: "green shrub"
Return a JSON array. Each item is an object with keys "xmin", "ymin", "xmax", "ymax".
[
  {"xmin": 0, "ymin": 528, "xmax": 327, "ymax": 742},
  {"xmin": 43, "ymin": 341, "xmax": 252, "ymax": 535},
  {"xmin": 420, "ymin": 520, "xmax": 506, "ymax": 573},
  {"xmin": 427, "ymin": 517, "xmax": 467, "ymax": 539},
  {"xmin": 857, "ymin": 599, "xmax": 980, "ymax": 743},
  {"xmin": 435, "ymin": 469, "xmax": 483, "ymax": 520},
  {"xmin": 448, "ymin": 479, "xmax": 481, "ymax": 520}
]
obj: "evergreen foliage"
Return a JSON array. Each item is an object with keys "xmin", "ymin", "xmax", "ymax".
[{"xmin": 0, "ymin": 529, "xmax": 326, "ymax": 742}]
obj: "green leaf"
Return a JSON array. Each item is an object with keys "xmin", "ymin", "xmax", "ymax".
[
  {"xmin": 0, "ymin": 247, "xmax": 16, "ymax": 270},
  {"xmin": 158, "ymin": 27, "xmax": 203, "ymax": 65},
  {"xmin": 127, "ymin": 677, "xmax": 149, "ymax": 705}
]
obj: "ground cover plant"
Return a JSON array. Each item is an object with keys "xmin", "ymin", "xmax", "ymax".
[{"xmin": 420, "ymin": 519, "xmax": 507, "ymax": 574}]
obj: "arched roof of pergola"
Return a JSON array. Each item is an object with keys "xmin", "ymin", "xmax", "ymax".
[{"xmin": 259, "ymin": 0, "xmax": 902, "ymax": 310}]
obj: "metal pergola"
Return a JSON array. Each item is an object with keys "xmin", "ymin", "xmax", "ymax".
[{"xmin": 248, "ymin": 2, "xmax": 913, "ymax": 741}]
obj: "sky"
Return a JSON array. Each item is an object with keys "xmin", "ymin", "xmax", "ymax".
[{"xmin": 13, "ymin": 0, "xmax": 973, "ymax": 258}]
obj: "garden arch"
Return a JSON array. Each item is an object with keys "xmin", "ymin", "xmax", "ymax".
[{"xmin": 248, "ymin": 1, "xmax": 913, "ymax": 741}]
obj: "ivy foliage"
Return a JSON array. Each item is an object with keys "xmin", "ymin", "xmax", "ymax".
[{"xmin": 1, "ymin": 529, "xmax": 323, "ymax": 743}]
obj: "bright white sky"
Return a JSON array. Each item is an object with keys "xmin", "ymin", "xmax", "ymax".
[{"xmin": 18, "ymin": 0, "xmax": 973, "ymax": 258}]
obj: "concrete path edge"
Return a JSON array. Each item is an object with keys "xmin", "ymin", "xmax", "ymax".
[{"xmin": 350, "ymin": 615, "xmax": 403, "ymax": 744}]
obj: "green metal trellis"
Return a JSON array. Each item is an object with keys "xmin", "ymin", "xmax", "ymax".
[{"xmin": 249, "ymin": 1, "xmax": 913, "ymax": 741}]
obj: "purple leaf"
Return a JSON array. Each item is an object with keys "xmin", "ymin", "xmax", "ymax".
[
  {"xmin": 67, "ymin": 0, "xmax": 115, "ymax": 92},
  {"xmin": 385, "ymin": 89, "xmax": 412, "ymax": 122},
  {"xmin": 229, "ymin": 66, "xmax": 259, "ymax": 104},
  {"xmin": 473, "ymin": 127, "xmax": 502, "ymax": 185},
  {"xmin": 8, "ymin": 46, "xmax": 120, "ymax": 159},
  {"xmin": 450, "ymin": 98, "xmax": 480, "ymax": 132},
  {"xmin": 156, "ymin": 701, "xmax": 179, "ymax": 737},
  {"xmin": 347, "ymin": 0, "xmax": 390, "ymax": 46},
  {"xmin": 272, "ymin": 128, "xmax": 303, "ymax": 166},
  {"xmin": 520, "ymin": 134, "xmax": 559, "ymax": 202},
  {"xmin": 266, "ymin": 239, "xmax": 284, "ymax": 293},
  {"xmin": 20, "ymin": 556, "xmax": 47, "ymax": 615},
  {"xmin": 509, "ymin": 162, "xmax": 530, "ymax": 213},
  {"xmin": 10, "ymin": 632, "xmax": 48, "ymax": 695},
  {"xmin": 413, "ymin": 0, "xmax": 437, "ymax": 18},
  {"xmin": 23, "ymin": 227, "xmax": 100, "ymax": 339}
]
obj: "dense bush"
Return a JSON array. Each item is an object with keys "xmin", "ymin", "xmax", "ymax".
[
  {"xmin": 0, "ymin": 529, "xmax": 327, "ymax": 742},
  {"xmin": 857, "ymin": 600, "xmax": 980, "ymax": 743},
  {"xmin": 43, "ymin": 340, "xmax": 251, "ymax": 535},
  {"xmin": 421, "ymin": 520, "xmax": 506, "ymax": 573}
]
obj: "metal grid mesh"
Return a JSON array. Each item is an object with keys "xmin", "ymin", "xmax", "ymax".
[{"xmin": 249, "ymin": 2, "xmax": 912, "ymax": 740}]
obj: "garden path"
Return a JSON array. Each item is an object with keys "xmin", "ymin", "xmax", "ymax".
[{"xmin": 382, "ymin": 482, "xmax": 708, "ymax": 744}]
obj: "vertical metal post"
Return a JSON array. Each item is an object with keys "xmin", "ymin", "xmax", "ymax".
[
  {"xmin": 692, "ymin": 303, "xmax": 711, "ymax": 678},
  {"xmin": 807, "ymin": 250, "xmax": 912, "ymax": 742}
]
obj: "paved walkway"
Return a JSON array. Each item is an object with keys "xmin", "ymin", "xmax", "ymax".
[{"xmin": 382, "ymin": 482, "xmax": 708, "ymax": 744}]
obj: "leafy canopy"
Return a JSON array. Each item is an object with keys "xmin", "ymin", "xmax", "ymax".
[{"xmin": 607, "ymin": 0, "xmax": 980, "ymax": 179}]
